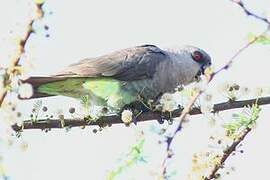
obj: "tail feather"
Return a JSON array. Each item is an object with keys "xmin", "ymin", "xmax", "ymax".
[{"xmin": 20, "ymin": 76, "xmax": 67, "ymax": 99}]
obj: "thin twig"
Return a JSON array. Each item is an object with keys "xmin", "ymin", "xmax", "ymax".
[
  {"xmin": 0, "ymin": 2, "xmax": 45, "ymax": 107},
  {"xmin": 231, "ymin": 0, "xmax": 270, "ymax": 25}
]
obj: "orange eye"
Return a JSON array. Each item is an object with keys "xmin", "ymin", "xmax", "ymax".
[{"xmin": 192, "ymin": 51, "xmax": 203, "ymax": 62}]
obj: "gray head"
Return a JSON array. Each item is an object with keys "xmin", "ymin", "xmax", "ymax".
[{"xmin": 180, "ymin": 45, "xmax": 212, "ymax": 76}]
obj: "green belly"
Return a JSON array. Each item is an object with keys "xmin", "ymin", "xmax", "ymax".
[{"xmin": 37, "ymin": 77, "xmax": 138, "ymax": 110}]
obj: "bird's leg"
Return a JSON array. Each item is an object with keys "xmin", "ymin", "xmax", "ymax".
[
  {"xmin": 136, "ymin": 87, "xmax": 159, "ymax": 112},
  {"xmin": 125, "ymin": 93, "xmax": 174, "ymax": 125},
  {"xmin": 158, "ymin": 111, "xmax": 173, "ymax": 124}
]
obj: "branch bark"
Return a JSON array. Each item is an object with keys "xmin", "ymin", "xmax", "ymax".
[{"xmin": 11, "ymin": 96, "xmax": 270, "ymax": 132}]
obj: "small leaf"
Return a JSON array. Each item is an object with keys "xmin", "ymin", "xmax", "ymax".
[{"xmin": 247, "ymin": 32, "xmax": 270, "ymax": 45}]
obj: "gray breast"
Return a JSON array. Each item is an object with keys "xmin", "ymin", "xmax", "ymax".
[{"xmin": 120, "ymin": 50, "xmax": 201, "ymax": 101}]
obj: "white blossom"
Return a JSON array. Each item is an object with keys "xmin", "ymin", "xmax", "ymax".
[
  {"xmin": 121, "ymin": 109, "xmax": 133, "ymax": 124},
  {"xmin": 18, "ymin": 83, "xmax": 33, "ymax": 98},
  {"xmin": 159, "ymin": 93, "xmax": 177, "ymax": 112}
]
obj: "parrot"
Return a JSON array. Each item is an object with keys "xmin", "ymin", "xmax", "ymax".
[{"xmin": 22, "ymin": 44, "xmax": 212, "ymax": 115}]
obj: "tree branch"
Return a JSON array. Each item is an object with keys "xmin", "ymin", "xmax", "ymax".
[
  {"xmin": 205, "ymin": 127, "xmax": 251, "ymax": 180},
  {"xmin": 0, "ymin": 2, "xmax": 45, "ymax": 107},
  {"xmin": 231, "ymin": 0, "xmax": 270, "ymax": 25},
  {"xmin": 11, "ymin": 96, "xmax": 270, "ymax": 132}
]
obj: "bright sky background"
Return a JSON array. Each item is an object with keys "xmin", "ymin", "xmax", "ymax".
[{"xmin": 1, "ymin": 0, "xmax": 270, "ymax": 179}]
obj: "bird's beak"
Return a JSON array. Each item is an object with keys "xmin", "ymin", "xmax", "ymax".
[
  {"xmin": 201, "ymin": 64, "xmax": 212, "ymax": 75},
  {"xmin": 196, "ymin": 65, "xmax": 212, "ymax": 80},
  {"xmin": 196, "ymin": 65, "xmax": 206, "ymax": 77},
  {"xmin": 201, "ymin": 64, "xmax": 207, "ymax": 75}
]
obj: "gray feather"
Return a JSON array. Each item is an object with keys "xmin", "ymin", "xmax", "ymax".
[{"xmin": 56, "ymin": 45, "xmax": 168, "ymax": 81}]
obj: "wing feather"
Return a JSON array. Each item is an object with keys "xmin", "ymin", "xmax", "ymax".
[{"xmin": 55, "ymin": 45, "xmax": 168, "ymax": 81}]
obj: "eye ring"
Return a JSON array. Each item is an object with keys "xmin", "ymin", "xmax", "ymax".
[{"xmin": 192, "ymin": 51, "xmax": 203, "ymax": 62}]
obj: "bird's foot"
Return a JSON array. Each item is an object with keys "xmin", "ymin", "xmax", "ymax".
[
  {"xmin": 159, "ymin": 111, "xmax": 174, "ymax": 125},
  {"xmin": 121, "ymin": 101, "xmax": 151, "ymax": 114},
  {"xmin": 132, "ymin": 110, "xmax": 143, "ymax": 125}
]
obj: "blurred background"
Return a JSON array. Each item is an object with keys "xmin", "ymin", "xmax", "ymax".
[{"xmin": 0, "ymin": 0, "xmax": 270, "ymax": 179}]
